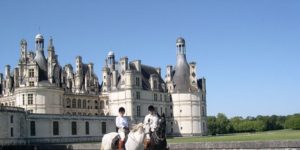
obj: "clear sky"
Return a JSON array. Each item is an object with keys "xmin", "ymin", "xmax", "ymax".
[{"xmin": 0, "ymin": 0, "xmax": 299, "ymax": 118}]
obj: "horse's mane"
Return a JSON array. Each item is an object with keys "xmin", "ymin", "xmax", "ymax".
[{"xmin": 131, "ymin": 123, "xmax": 143, "ymax": 132}]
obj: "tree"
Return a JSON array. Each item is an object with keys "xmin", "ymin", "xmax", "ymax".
[
  {"xmin": 207, "ymin": 116, "xmax": 217, "ymax": 135},
  {"xmin": 216, "ymin": 113, "xmax": 230, "ymax": 134},
  {"xmin": 285, "ymin": 115, "xmax": 300, "ymax": 130}
]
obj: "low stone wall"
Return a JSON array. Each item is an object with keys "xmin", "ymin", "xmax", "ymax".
[
  {"xmin": 1, "ymin": 140, "xmax": 300, "ymax": 150},
  {"xmin": 169, "ymin": 140, "xmax": 300, "ymax": 150}
]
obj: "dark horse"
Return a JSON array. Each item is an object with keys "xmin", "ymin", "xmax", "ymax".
[{"xmin": 148, "ymin": 114, "xmax": 169, "ymax": 150}]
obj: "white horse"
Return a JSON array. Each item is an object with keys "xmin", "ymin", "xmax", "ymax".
[{"xmin": 100, "ymin": 123, "xmax": 146, "ymax": 150}]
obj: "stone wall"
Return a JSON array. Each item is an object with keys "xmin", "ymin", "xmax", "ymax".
[
  {"xmin": 1, "ymin": 140, "xmax": 300, "ymax": 150},
  {"xmin": 169, "ymin": 140, "xmax": 300, "ymax": 149}
]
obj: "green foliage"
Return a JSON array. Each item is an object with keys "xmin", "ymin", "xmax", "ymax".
[
  {"xmin": 207, "ymin": 113, "xmax": 298, "ymax": 135},
  {"xmin": 285, "ymin": 115, "xmax": 300, "ymax": 130}
]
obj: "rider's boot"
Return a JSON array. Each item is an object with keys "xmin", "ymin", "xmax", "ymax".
[
  {"xmin": 143, "ymin": 139, "xmax": 150, "ymax": 150},
  {"xmin": 118, "ymin": 140, "xmax": 125, "ymax": 150}
]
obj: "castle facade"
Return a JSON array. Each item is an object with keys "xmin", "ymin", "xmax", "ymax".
[{"xmin": 0, "ymin": 34, "xmax": 207, "ymax": 136}]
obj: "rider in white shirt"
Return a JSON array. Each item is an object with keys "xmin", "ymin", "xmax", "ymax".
[
  {"xmin": 116, "ymin": 107, "xmax": 129, "ymax": 150},
  {"xmin": 143, "ymin": 105, "xmax": 159, "ymax": 149}
]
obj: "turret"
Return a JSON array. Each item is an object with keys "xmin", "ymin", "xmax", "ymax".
[
  {"xmin": 88, "ymin": 63, "xmax": 94, "ymax": 77},
  {"xmin": 48, "ymin": 37, "xmax": 56, "ymax": 83},
  {"xmin": 102, "ymin": 67, "xmax": 110, "ymax": 92},
  {"xmin": 5, "ymin": 65, "xmax": 11, "ymax": 79},
  {"xmin": 173, "ymin": 37, "xmax": 190, "ymax": 93},
  {"xmin": 107, "ymin": 51, "xmax": 115, "ymax": 71},
  {"xmin": 34, "ymin": 33, "xmax": 47, "ymax": 73},
  {"xmin": 119, "ymin": 57, "xmax": 128, "ymax": 75},
  {"xmin": 14, "ymin": 68, "xmax": 19, "ymax": 88},
  {"xmin": 189, "ymin": 62, "xmax": 197, "ymax": 88},
  {"xmin": 166, "ymin": 65, "xmax": 173, "ymax": 82},
  {"xmin": 20, "ymin": 39, "xmax": 27, "ymax": 62},
  {"xmin": 75, "ymin": 56, "xmax": 83, "ymax": 92}
]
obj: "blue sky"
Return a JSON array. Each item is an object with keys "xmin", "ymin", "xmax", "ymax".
[{"xmin": 0, "ymin": 0, "xmax": 299, "ymax": 118}]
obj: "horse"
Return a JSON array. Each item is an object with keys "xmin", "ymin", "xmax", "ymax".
[
  {"xmin": 148, "ymin": 114, "xmax": 169, "ymax": 150},
  {"xmin": 100, "ymin": 123, "xmax": 145, "ymax": 150}
]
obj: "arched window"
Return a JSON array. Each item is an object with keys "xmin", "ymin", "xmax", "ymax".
[
  {"xmin": 77, "ymin": 99, "xmax": 81, "ymax": 108},
  {"xmin": 72, "ymin": 99, "xmax": 76, "ymax": 108},
  {"xmin": 66, "ymin": 98, "xmax": 71, "ymax": 108}
]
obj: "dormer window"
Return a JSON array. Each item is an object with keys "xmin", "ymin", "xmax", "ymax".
[
  {"xmin": 136, "ymin": 77, "xmax": 140, "ymax": 86},
  {"xmin": 29, "ymin": 69, "xmax": 34, "ymax": 77}
]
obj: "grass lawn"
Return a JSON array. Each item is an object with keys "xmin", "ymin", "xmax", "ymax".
[{"xmin": 167, "ymin": 129, "xmax": 300, "ymax": 143}]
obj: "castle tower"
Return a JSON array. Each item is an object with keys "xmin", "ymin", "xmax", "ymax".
[
  {"xmin": 170, "ymin": 37, "xmax": 207, "ymax": 136},
  {"xmin": 173, "ymin": 37, "xmax": 190, "ymax": 93}
]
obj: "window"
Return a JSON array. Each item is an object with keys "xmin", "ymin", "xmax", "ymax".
[
  {"xmin": 66, "ymin": 99, "xmax": 71, "ymax": 108},
  {"xmin": 53, "ymin": 121, "xmax": 59, "ymax": 135},
  {"xmin": 77, "ymin": 99, "xmax": 81, "ymax": 108},
  {"xmin": 12, "ymin": 102, "xmax": 14, "ymax": 106},
  {"xmin": 170, "ymin": 113, "xmax": 173, "ymax": 117},
  {"xmin": 137, "ymin": 106, "xmax": 141, "ymax": 117},
  {"xmin": 83, "ymin": 100, "xmax": 86, "ymax": 109},
  {"xmin": 164, "ymin": 95, "xmax": 167, "ymax": 101},
  {"xmin": 72, "ymin": 122, "xmax": 77, "ymax": 135},
  {"xmin": 160, "ymin": 94, "xmax": 162, "ymax": 101},
  {"xmin": 165, "ymin": 108, "xmax": 167, "ymax": 115},
  {"xmin": 29, "ymin": 81, "xmax": 34, "ymax": 87},
  {"xmin": 85, "ymin": 122, "xmax": 90, "ymax": 135},
  {"xmin": 170, "ymin": 106, "xmax": 173, "ymax": 109},
  {"xmin": 202, "ymin": 106, "xmax": 205, "ymax": 116},
  {"xmin": 154, "ymin": 93, "xmax": 157, "ymax": 101},
  {"xmin": 160, "ymin": 107, "xmax": 163, "ymax": 115},
  {"xmin": 28, "ymin": 94, "xmax": 33, "ymax": 105},
  {"xmin": 100, "ymin": 101, "xmax": 104, "ymax": 109},
  {"xmin": 72, "ymin": 99, "xmax": 76, "ymax": 108},
  {"xmin": 153, "ymin": 80, "xmax": 157, "ymax": 89},
  {"xmin": 136, "ymin": 91, "xmax": 140, "ymax": 99},
  {"xmin": 10, "ymin": 115, "xmax": 13, "ymax": 123},
  {"xmin": 136, "ymin": 77, "xmax": 140, "ymax": 86},
  {"xmin": 30, "ymin": 121, "xmax": 36, "ymax": 136},
  {"xmin": 102, "ymin": 122, "xmax": 107, "ymax": 134},
  {"xmin": 95, "ymin": 100, "xmax": 98, "ymax": 109},
  {"xmin": 87, "ymin": 100, "xmax": 91, "ymax": 109},
  {"xmin": 29, "ymin": 69, "xmax": 34, "ymax": 77},
  {"xmin": 22, "ymin": 94, "xmax": 25, "ymax": 105},
  {"xmin": 10, "ymin": 128, "xmax": 13, "ymax": 137}
]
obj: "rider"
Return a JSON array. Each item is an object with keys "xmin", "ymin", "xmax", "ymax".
[
  {"xmin": 143, "ymin": 105, "xmax": 159, "ymax": 149},
  {"xmin": 116, "ymin": 107, "xmax": 129, "ymax": 150}
]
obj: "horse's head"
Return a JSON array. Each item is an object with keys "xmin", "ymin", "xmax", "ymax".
[{"xmin": 155, "ymin": 113, "xmax": 166, "ymax": 136}]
